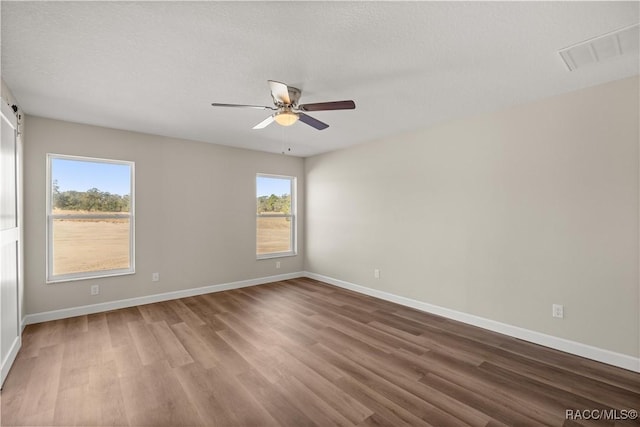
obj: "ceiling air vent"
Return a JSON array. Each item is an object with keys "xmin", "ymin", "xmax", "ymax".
[{"xmin": 558, "ymin": 23, "xmax": 639, "ymax": 71}]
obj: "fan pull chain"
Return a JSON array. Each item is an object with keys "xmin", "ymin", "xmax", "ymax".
[{"xmin": 280, "ymin": 125, "xmax": 292, "ymax": 155}]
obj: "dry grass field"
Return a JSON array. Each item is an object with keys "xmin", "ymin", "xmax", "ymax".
[
  {"xmin": 52, "ymin": 219, "xmax": 130, "ymax": 275},
  {"xmin": 256, "ymin": 216, "xmax": 292, "ymax": 255},
  {"xmin": 52, "ymin": 215, "xmax": 291, "ymax": 274}
]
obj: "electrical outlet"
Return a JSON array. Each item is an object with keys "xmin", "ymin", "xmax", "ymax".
[
  {"xmin": 276, "ymin": 261, "xmax": 281, "ymax": 269},
  {"xmin": 152, "ymin": 272, "xmax": 160, "ymax": 282},
  {"xmin": 90, "ymin": 285, "xmax": 99, "ymax": 296},
  {"xmin": 374, "ymin": 269, "xmax": 380, "ymax": 279},
  {"xmin": 552, "ymin": 304, "xmax": 564, "ymax": 318}
]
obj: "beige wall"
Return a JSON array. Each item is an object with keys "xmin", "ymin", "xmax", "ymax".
[
  {"xmin": 24, "ymin": 117, "xmax": 304, "ymax": 315},
  {"xmin": 305, "ymin": 77, "xmax": 639, "ymax": 357}
]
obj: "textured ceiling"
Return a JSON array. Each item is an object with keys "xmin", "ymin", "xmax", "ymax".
[{"xmin": 2, "ymin": 1, "xmax": 639, "ymax": 157}]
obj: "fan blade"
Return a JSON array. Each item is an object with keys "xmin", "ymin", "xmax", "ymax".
[
  {"xmin": 268, "ymin": 80, "xmax": 291, "ymax": 105},
  {"xmin": 253, "ymin": 115, "xmax": 275, "ymax": 129},
  {"xmin": 211, "ymin": 103, "xmax": 275, "ymax": 110},
  {"xmin": 298, "ymin": 113, "xmax": 329, "ymax": 130},
  {"xmin": 299, "ymin": 100, "xmax": 355, "ymax": 112}
]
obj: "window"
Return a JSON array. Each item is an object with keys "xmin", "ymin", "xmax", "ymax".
[
  {"xmin": 256, "ymin": 174, "xmax": 296, "ymax": 258},
  {"xmin": 47, "ymin": 154, "xmax": 134, "ymax": 282}
]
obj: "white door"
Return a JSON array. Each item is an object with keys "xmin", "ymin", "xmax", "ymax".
[{"xmin": 0, "ymin": 100, "xmax": 21, "ymax": 387}]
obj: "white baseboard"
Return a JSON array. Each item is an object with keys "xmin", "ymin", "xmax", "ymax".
[
  {"xmin": 1, "ymin": 335, "xmax": 21, "ymax": 388},
  {"xmin": 23, "ymin": 272, "xmax": 304, "ymax": 326},
  {"xmin": 304, "ymin": 272, "xmax": 640, "ymax": 373}
]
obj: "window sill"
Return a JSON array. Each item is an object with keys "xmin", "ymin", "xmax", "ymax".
[
  {"xmin": 256, "ymin": 252, "xmax": 297, "ymax": 260},
  {"xmin": 46, "ymin": 269, "xmax": 135, "ymax": 284}
]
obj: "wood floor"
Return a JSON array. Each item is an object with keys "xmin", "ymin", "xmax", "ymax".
[{"xmin": 1, "ymin": 278, "xmax": 638, "ymax": 427}]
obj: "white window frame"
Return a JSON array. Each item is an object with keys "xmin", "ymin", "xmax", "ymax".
[
  {"xmin": 46, "ymin": 154, "xmax": 135, "ymax": 283},
  {"xmin": 256, "ymin": 173, "xmax": 297, "ymax": 259}
]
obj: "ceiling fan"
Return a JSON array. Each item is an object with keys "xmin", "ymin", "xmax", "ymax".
[{"xmin": 211, "ymin": 80, "xmax": 355, "ymax": 130}]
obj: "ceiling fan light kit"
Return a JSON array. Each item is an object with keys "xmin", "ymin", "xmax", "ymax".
[
  {"xmin": 274, "ymin": 111, "xmax": 299, "ymax": 127},
  {"xmin": 211, "ymin": 80, "xmax": 356, "ymax": 130}
]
